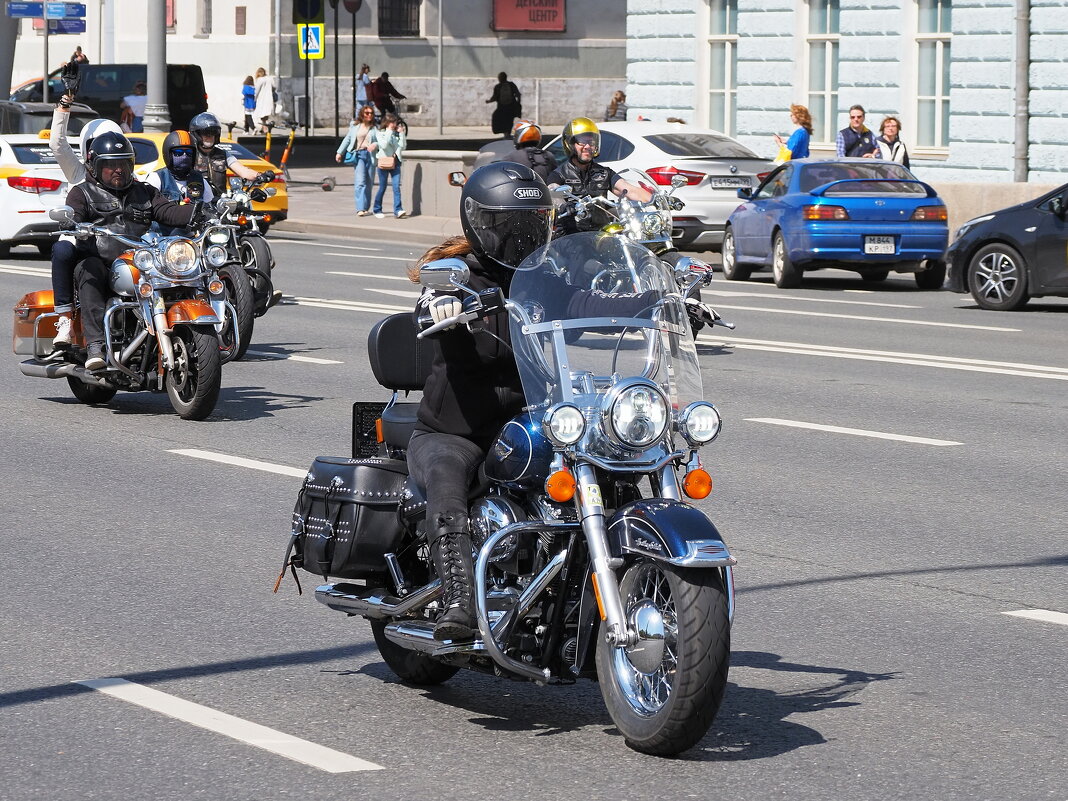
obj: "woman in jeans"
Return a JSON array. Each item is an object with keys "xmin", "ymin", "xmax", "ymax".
[
  {"xmin": 334, "ymin": 105, "xmax": 377, "ymax": 215},
  {"xmin": 371, "ymin": 113, "xmax": 408, "ymax": 218}
]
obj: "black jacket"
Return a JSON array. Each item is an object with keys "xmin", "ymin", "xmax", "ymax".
[{"xmin": 501, "ymin": 146, "xmax": 555, "ymax": 183}]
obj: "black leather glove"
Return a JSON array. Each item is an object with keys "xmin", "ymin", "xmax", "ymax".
[
  {"xmin": 123, "ymin": 205, "xmax": 153, "ymax": 226},
  {"xmin": 256, "ymin": 170, "xmax": 276, "ymax": 185},
  {"xmin": 187, "ymin": 200, "xmax": 208, "ymax": 228},
  {"xmin": 59, "ymin": 61, "xmax": 80, "ymax": 100},
  {"xmin": 249, "ymin": 187, "xmax": 268, "ymax": 203}
]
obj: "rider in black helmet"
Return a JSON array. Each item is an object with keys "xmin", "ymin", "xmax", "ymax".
[
  {"xmin": 64, "ymin": 131, "xmax": 204, "ymax": 370},
  {"xmin": 405, "ymin": 161, "xmax": 657, "ymax": 642},
  {"xmin": 189, "ymin": 111, "xmax": 264, "ymax": 195}
]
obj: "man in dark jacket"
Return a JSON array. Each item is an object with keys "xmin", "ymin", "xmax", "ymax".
[
  {"xmin": 371, "ymin": 72, "xmax": 406, "ymax": 116},
  {"xmin": 835, "ymin": 104, "xmax": 882, "ymax": 159},
  {"xmin": 500, "ymin": 119, "xmax": 555, "ymax": 182},
  {"xmin": 486, "ymin": 72, "xmax": 522, "ymax": 137},
  {"xmin": 66, "ymin": 132, "xmax": 202, "ymax": 370}
]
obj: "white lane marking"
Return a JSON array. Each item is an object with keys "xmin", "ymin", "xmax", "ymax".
[
  {"xmin": 708, "ymin": 303, "xmax": 1018, "ymax": 332},
  {"xmin": 269, "ymin": 238, "xmax": 384, "ymax": 252},
  {"xmin": 287, "ymin": 296, "xmax": 409, "ymax": 314},
  {"xmin": 244, "ymin": 349, "xmax": 343, "ymax": 365},
  {"xmin": 364, "ymin": 287, "xmax": 421, "ymax": 299},
  {"xmin": 323, "ymin": 251, "xmax": 414, "ymax": 263},
  {"xmin": 0, "ymin": 264, "xmax": 51, "ymax": 277},
  {"xmin": 1003, "ymin": 609, "xmax": 1068, "ymax": 627},
  {"xmin": 699, "ymin": 335, "xmax": 1068, "ymax": 381},
  {"xmin": 706, "ymin": 289, "xmax": 919, "ymax": 309},
  {"xmin": 74, "ymin": 678, "xmax": 382, "ymax": 773},
  {"xmin": 168, "ymin": 448, "xmax": 306, "ymax": 477},
  {"xmin": 327, "ymin": 270, "xmax": 412, "ymax": 281},
  {"xmin": 746, "ymin": 418, "xmax": 962, "ymax": 446}
]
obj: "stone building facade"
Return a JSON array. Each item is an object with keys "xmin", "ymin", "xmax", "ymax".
[{"xmin": 626, "ymin": 0, "xmax": 1068, "ymax": 183}]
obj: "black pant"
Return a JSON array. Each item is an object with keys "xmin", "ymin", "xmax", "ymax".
[
  {"xmin": 407, "ymin": 430, "xmax": 486, "ymax": 544},
  {"xmin": 51, "ymin": 239, "xmax": 97, "ymax": 313},
  {"xmin": 244, "ymin": 113, "xmax": 254, "ymax": 133},
  {"xmin": 74, "ymin": 255, "xmax": 111, "ymax": 345}
]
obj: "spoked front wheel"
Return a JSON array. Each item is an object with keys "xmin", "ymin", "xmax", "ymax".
[
  {"xmin": 166, "ymin": 325, "xmax": 222, "ymax": 420},
  {"xmin": 596, "ymin": 558, "xmax": 730, "ymax": 756}
]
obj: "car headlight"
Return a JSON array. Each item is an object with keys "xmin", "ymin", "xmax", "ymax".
[
  {"xmin": 604, "ymin": 381, "xmax": 669, "ymax": 449},
  {"xmin": 544, "ymin": 403, "xmax": 586, "ymax": 446},
  {"xmin": 161, "ymin": 239, "xmax": 198, "ymax": 277},
  {"xmin": 954, "ymin": 213, "xmax": 993, "ymax": 241},
  {"xmin": 133, "ymin": 248, "xmax": 155, "ymax": 271},
  {"xmin": 678, "ymin": 401, "xmax": 722, "ymax": 446},
  {"xmin": 205, "ymin": 244, "xmax": 228, "ymax": 267}
]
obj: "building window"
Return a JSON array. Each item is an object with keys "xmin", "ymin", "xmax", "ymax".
[
  {"xmin": 705, "ymin": 0, "xmax": 738, "ymax": 135},
  {"xmin": 197, "ymin": 0, "xmax": 212, "ymax": 35},
  {"xmin": 235, "ymin": 6, "xmax": 246, "ymax": 35},
  {"xmin": 805, "ymin": 0, "xmax": 839, "ymax": 143},
  {"xmin": 379, "ymin": 0, "xmax": 421, "ymax": 37},
  {"xmin": 166, "ymin": 0, "xmax": 176, "ymax": 29},
  {"xmin": 916, "ymin": 0, "xmax": 951, "ymax": 147}
]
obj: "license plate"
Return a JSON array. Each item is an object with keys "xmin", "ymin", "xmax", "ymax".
[
  {"xmin": 864, "ymin": 235, "xmax": 895, "ymax": 254},
  {"xmin": 711, "ymin": 176, "xmax": 751, "ymax": 188}
]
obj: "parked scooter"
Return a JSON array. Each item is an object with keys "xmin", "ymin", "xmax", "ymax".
[
  {"xmin": 13, "ymin": 206, "xmax": 236, "ymax": 420},
  {"xmin": 280, "ymin": 234, "xmax": 735, "ymax": 756}
]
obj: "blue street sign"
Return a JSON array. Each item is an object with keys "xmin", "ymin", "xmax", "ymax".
[
  {"xmin": 45, "ymin": 1, "xmax": 84, "ymax": 18},
  {"xmin": 47, "ymin": 17, "xmax": 85, "ymax": 33},
  {"xmin": 6, "ymin": 2, "xmax": 45, "ymax": 17}
]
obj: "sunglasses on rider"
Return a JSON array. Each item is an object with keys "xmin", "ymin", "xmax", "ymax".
[
  {"xmin": 573, "ymin": 134, "xmax": 597, "ymax": 147},
  {"xmin": 171, "ymin": 147, "xmax": 194, "ymax": 156}
]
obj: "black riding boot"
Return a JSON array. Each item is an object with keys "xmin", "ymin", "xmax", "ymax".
[{"xmin": 431, "ymin": 529, "xmax": 477, "ymax": 642}]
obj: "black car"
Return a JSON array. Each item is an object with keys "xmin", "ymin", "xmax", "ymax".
[
  {"xmin": 946, "ymin": 183, "xmax": 1068, "ymax": 310},
  {"xmin": 0, "ymin": 100, "xmax": 97, "ymax": 135}
]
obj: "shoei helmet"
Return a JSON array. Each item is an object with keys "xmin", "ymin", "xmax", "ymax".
[
  {"xmin": 79, "ymin": 117, "xmax": 123, "ymax": 163},
  {"xmin": 189, "ymin": 112, "xmax": 222, "ymax": 150},
  {"xmin": 162, "ymin": 130, "xmax": 197, "ymax": 179},
  {"xmin": 86, "ymin": 131, "xmax": 135, "ymax": 191},
  {"xmin": 460, "ymin": 161, "xmax": 554, "ymax": 271},
  {"xmin": 561, "ymin": 117, "xmax": 600, "ymax": 159},
  {"xmin": 511, "ymin": 118, "xmax": 542, "ymax": 148}
]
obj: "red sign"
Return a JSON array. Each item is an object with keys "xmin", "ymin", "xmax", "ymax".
[{"xmin": 492, "ymin": 0, "xmax": 565, "ymax": 32}]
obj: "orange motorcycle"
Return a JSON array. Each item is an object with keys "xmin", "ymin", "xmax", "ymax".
[{"xmin": 13, "ymin": 206, "xmax": 235, "ymax": 420}]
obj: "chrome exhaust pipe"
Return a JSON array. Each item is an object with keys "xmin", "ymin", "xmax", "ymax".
[
  {"xmin": 314, "ymin": 578, "xmax": 441, "ymax": 619},
  {"xmin": 382, "ymin": 619, "xmax": 487, "ymax": 656}
]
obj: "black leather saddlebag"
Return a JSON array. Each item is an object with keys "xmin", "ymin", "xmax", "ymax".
[{"xmin": 290, "ymin": 456, "xmax": 408, "ymax": 579}]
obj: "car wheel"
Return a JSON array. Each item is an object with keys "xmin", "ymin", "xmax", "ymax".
[
  {"xmin": 771, "ymin": 232, "xmax": 802, "ymax": 288},
  {"xmin": 861, "ymin": 270, "xmax": 889, "ymax": 283},
  {"xmin": 720, "ymin": 227, "xmax": 752, "ymax": 282},
  {"xmin": 915, "ymin": 259, "xmax": 946, "ymax": 290},
  {"xmin": 967, "ymin": 244, "xmax": 1030, "ymax": 310}
]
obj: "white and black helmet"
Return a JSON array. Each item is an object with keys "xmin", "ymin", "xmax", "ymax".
[{"xmin": 460, "ymin": 162, "xmax": 555, "ymax": 271}]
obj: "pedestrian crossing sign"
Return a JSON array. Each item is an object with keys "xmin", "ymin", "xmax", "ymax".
[{"xmin": 298, "ymin": 23, "xmax": 325, "ymax": 60}]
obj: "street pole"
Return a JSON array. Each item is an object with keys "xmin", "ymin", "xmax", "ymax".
[
  {"xmin": 437, "ymin": 0, "xmax": 443, "ymax": 135},
  {"xmin": 351, "ymin": 11, "xmax": 355, "ymax": 113},
  {"xmin": 304, "ymin": 43, "xmax": 310, "ymax": 136},
  {"xmin": 143, "ymin": 0, "xmax": 170, "ymax": 130},
  {"xmin": 42, "ymin": 20, "xmax": 49, "ymax": 104},
  {"xmin": 333, "ymin": 0, "xmax": 339, "ymax": 136}
]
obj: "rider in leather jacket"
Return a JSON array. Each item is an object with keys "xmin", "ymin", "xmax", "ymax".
[{"xmin": 188, "ymin": 112, "xmax": 263, "ymax": 195}]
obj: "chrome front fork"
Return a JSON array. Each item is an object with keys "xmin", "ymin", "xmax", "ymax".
[{"xmin": 574, "ymin": 463, "xmax": 634, "ymax": 648}]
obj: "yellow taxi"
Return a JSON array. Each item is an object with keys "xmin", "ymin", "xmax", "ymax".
[{"xmin": 125, "ymin": 132, "xmax": 288, "ymax": 229}]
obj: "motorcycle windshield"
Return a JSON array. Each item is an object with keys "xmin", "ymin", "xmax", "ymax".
[{"xmin": 508, "ymin": 233, "xmax": 703, "ymax": 447}]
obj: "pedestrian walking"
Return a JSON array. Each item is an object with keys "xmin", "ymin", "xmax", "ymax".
[
  {"xmin": 371, "ymin": 113, "xmax": 408, "ymax": 219},
  {"xmin": 335, "ymin": 105, "xmax": 378, "ymax": 216},
  {"xmin": 773, "ymin": 104, "xmax": 812, "ymax": 161},
  {"xmin": 253, "ymin": 67, "xmax": 277, "ymax": 134},
  {"xmin": 487, "ymin": 72, "xmax": 522, "ymax": 137},
  {"xmin": 241, "ymin": 76, "xmax": 256, "ymax": 133}
]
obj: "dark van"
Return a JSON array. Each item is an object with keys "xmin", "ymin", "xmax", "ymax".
[{"xmin": 9, "ymin": 64, "xmax": 208, "ymax": 130}]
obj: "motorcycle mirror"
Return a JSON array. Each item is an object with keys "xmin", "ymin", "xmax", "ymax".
[
  {"xmin": 49, "ymin": 205, "xmax": 74, "ymax": 223},
  {"xmin": 671, "ymin": 174, "xmax": 688, "ymax": 189},
  {"xmin": 447, "ymin": 171, "xmax": 467, "ymax": 187},
  {"xmin": 419, "ymin": 257, "xmax": 470, "ymax": 291}
]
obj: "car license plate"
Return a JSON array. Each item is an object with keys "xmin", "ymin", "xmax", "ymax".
[
  {"xmin": 864, "ymin": 235, "xmax": 895, "ymax": 254},
  {"xmin": 711, "ymin": 176, "xmax": 751, "ymax": 188}
]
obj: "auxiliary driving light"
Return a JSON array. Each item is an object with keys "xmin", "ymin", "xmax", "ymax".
[
  {"xmin": 544, "ymin": 403, "xmax": 585, "ymax": 446},
  {"xmin": 678, "ymin": 401, "xmax": 722, "ymax": 445}
]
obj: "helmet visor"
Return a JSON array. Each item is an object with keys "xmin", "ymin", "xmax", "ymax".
[
  {"xmin": 468, "ymin": 204, "xmax": 555, "ymax": 269},
  {"xmin": 96, "ymin": 156, "xmax": 135, "ymax": 190}
]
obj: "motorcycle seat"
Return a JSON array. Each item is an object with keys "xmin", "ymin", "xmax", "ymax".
[{"xmin": 381, "ymin": 401, "xmax": 419, "ymax": 450}]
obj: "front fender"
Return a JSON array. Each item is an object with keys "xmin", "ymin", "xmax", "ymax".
[
  {"xmin": 606, "ymin": 499, "xmax": 736, "ymax": 567},
  {"xmin": 166, "ymin": 299, "xmax": 220, "ymax": 327}
]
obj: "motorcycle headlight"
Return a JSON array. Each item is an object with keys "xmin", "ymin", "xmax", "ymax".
[
  {"xmin": 604, "ymin": 381, "xmax": 669, "ymax": 449},
  {"xmin": 678, "ymin": 401, "xmax": 722, "ymax": 446},
  {"xmin": 205, "ymin": 226, "xmax": 231, "ymax": 245},
  {"xmin": 641, "ymin": 213, "xmax": 666, "ymax": 237},
  {"xmin": 133, "ymin": 248, "xmax": 155, "ymax": 271},
  {"xmin": 161, "ymin": 239, "xmax": 198, "ymax": 277},
  {"xmin": 205, "ymin": 245, "xmax": 228, "ymax": 267},
  {"xmin": 544, "ymin": 403, "xmax": 586, "ymax": 446}
]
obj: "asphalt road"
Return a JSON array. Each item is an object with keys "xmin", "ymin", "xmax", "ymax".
[{"xmin": 1, "ymin": 236, "xmax": 1065, "ymax": 801}]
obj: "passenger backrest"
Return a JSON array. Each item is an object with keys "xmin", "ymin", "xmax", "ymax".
[{"xmin": 367, "ymin": 312, "xmax": 438, "ymax": 391}]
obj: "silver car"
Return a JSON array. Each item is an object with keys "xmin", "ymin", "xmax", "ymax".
[{"xmin": 543, "ymin": 122, "xmax": 774, "ymax": 252}]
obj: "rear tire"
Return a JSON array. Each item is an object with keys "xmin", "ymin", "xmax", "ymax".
[
  {"xmin": 218, "ymin": 264, "xmax": 255, "ymax": 362},
  {"xmin": 371, "ymin": 621, "xmax": 460, "ymax": 685},
  {"xmin": 720, "ymin": 227, "xmax": 752, "ymax": 282},
  {"xmin": 914, "ymin": 259, "xmax": 946, "ymax": 290},
  {"xmin": 596, "ymin": 559, "xmax": 730, "ymax": 756},
  {"xmin": 771, "ymin": 232, "xmax": 802, "ymax": 288},
  {"xmin": 165, "ymin": 325, "xmax": 221, "ymax": 420},
  {"xmin": 66, "ymin": 376, "xmax": 116, "ymax": 405}
]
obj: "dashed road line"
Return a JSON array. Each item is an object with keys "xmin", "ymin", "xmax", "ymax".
[
  {"xmin": 746, "ymin": 418, "xmax": 962, "ymax": 446},
  {"xmin": 327, "ymin": 270, "xmax": 413, "ymax": 281},
  {"xmin": 168, "ymin": 448, "xmax": 306, "ymax": 477},
  {"xmin": 286, "ymin": 296, "xmax": 409, "ymax": 314},
  {"xmin": 322, "ymin": 251, "xmax": 414, "ymax": 262},
  {"xmin": 244, "ymin": 350, "xmax": 343, "ymax": 364},
  {"xmin": 0, "ymin": 263, "xmax": 50, "ymax": 277},
  {"xmin": 1002, "ymin": 609, "xmax": 1068, "ymax": 627},
  {"xmin": 706, "ymin": 304, "xmax": 1018, "ymax": 331},
  {"xmin": 74, "ymin": 678, "xmax": 382, "ymax": 773},
  {"xmin": 706, "ymin": 289, "xmax": 920, "ymax": 309}
]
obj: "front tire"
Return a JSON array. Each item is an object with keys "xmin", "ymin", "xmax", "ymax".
[
  {"xmin": 66, "ymin": 376, "xmax": 117, "ymax": 405},
  {"xmin": 240, "ymin": 236, "xmax": 274, "ymax": 315},
  {"xmin": 968, "ymin": 244, "xmax": 1029, "ymax": 310},
  {"xmin": 370, "ymin": 621, "xmax": 460, "ymax": 685},
  {"xmin": 218, "ymin": 264, "xmax": 255, "ymax": 362},
  {"xmin": 596, "ymin": 559, "xmax": 730, "ymax": 756},
  {"xmin": 720, "ymin": 227, "xmax": 752, "ymax": 282},
  {"xmin": 771, "ymin": 232, "xmax": 802, "ymax": 288},
  {"xmin": 165, "ymin": 325, "xmax": 221, "ymax": 420}
]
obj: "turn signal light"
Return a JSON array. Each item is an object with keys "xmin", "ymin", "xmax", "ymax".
[
  {"xmin": 545, "ymin": 469, "xmax": 576, "ymax": 502},
  {"xmin": 802, "ymin": 204, "xmax": 849, "ymax": 220},
  {"xmin": 910, "ymin": 205, "xmax": 948, "ymax": 221},
  {"xmin": 138, "ymin": 282, "xmax": 153, "ymax": 298},
  {"xmin": 682, "ymin": 468, "xmax": 713, "ymax": 499},
  {"xmin": 208, "ymin": 279, "xmax": 224, "ymax": 294}
]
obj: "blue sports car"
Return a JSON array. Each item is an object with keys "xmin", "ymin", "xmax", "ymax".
[{"xmin": 722, "ymin": 159, "xmax": 949, "ymax": 289}]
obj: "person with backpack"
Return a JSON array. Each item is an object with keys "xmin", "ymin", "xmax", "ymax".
[
  {"xmin": 500, "ymin": 119, "xmax": 555, "ymax": 182},
  {"xmin": 486, "ymin": 72, "xmax": 522, "ymax": 137}
]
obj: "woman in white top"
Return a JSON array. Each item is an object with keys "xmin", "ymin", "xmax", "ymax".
[{"xmin": 876, "ymin": 116, "xmax": 911, "ymax": 169}]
